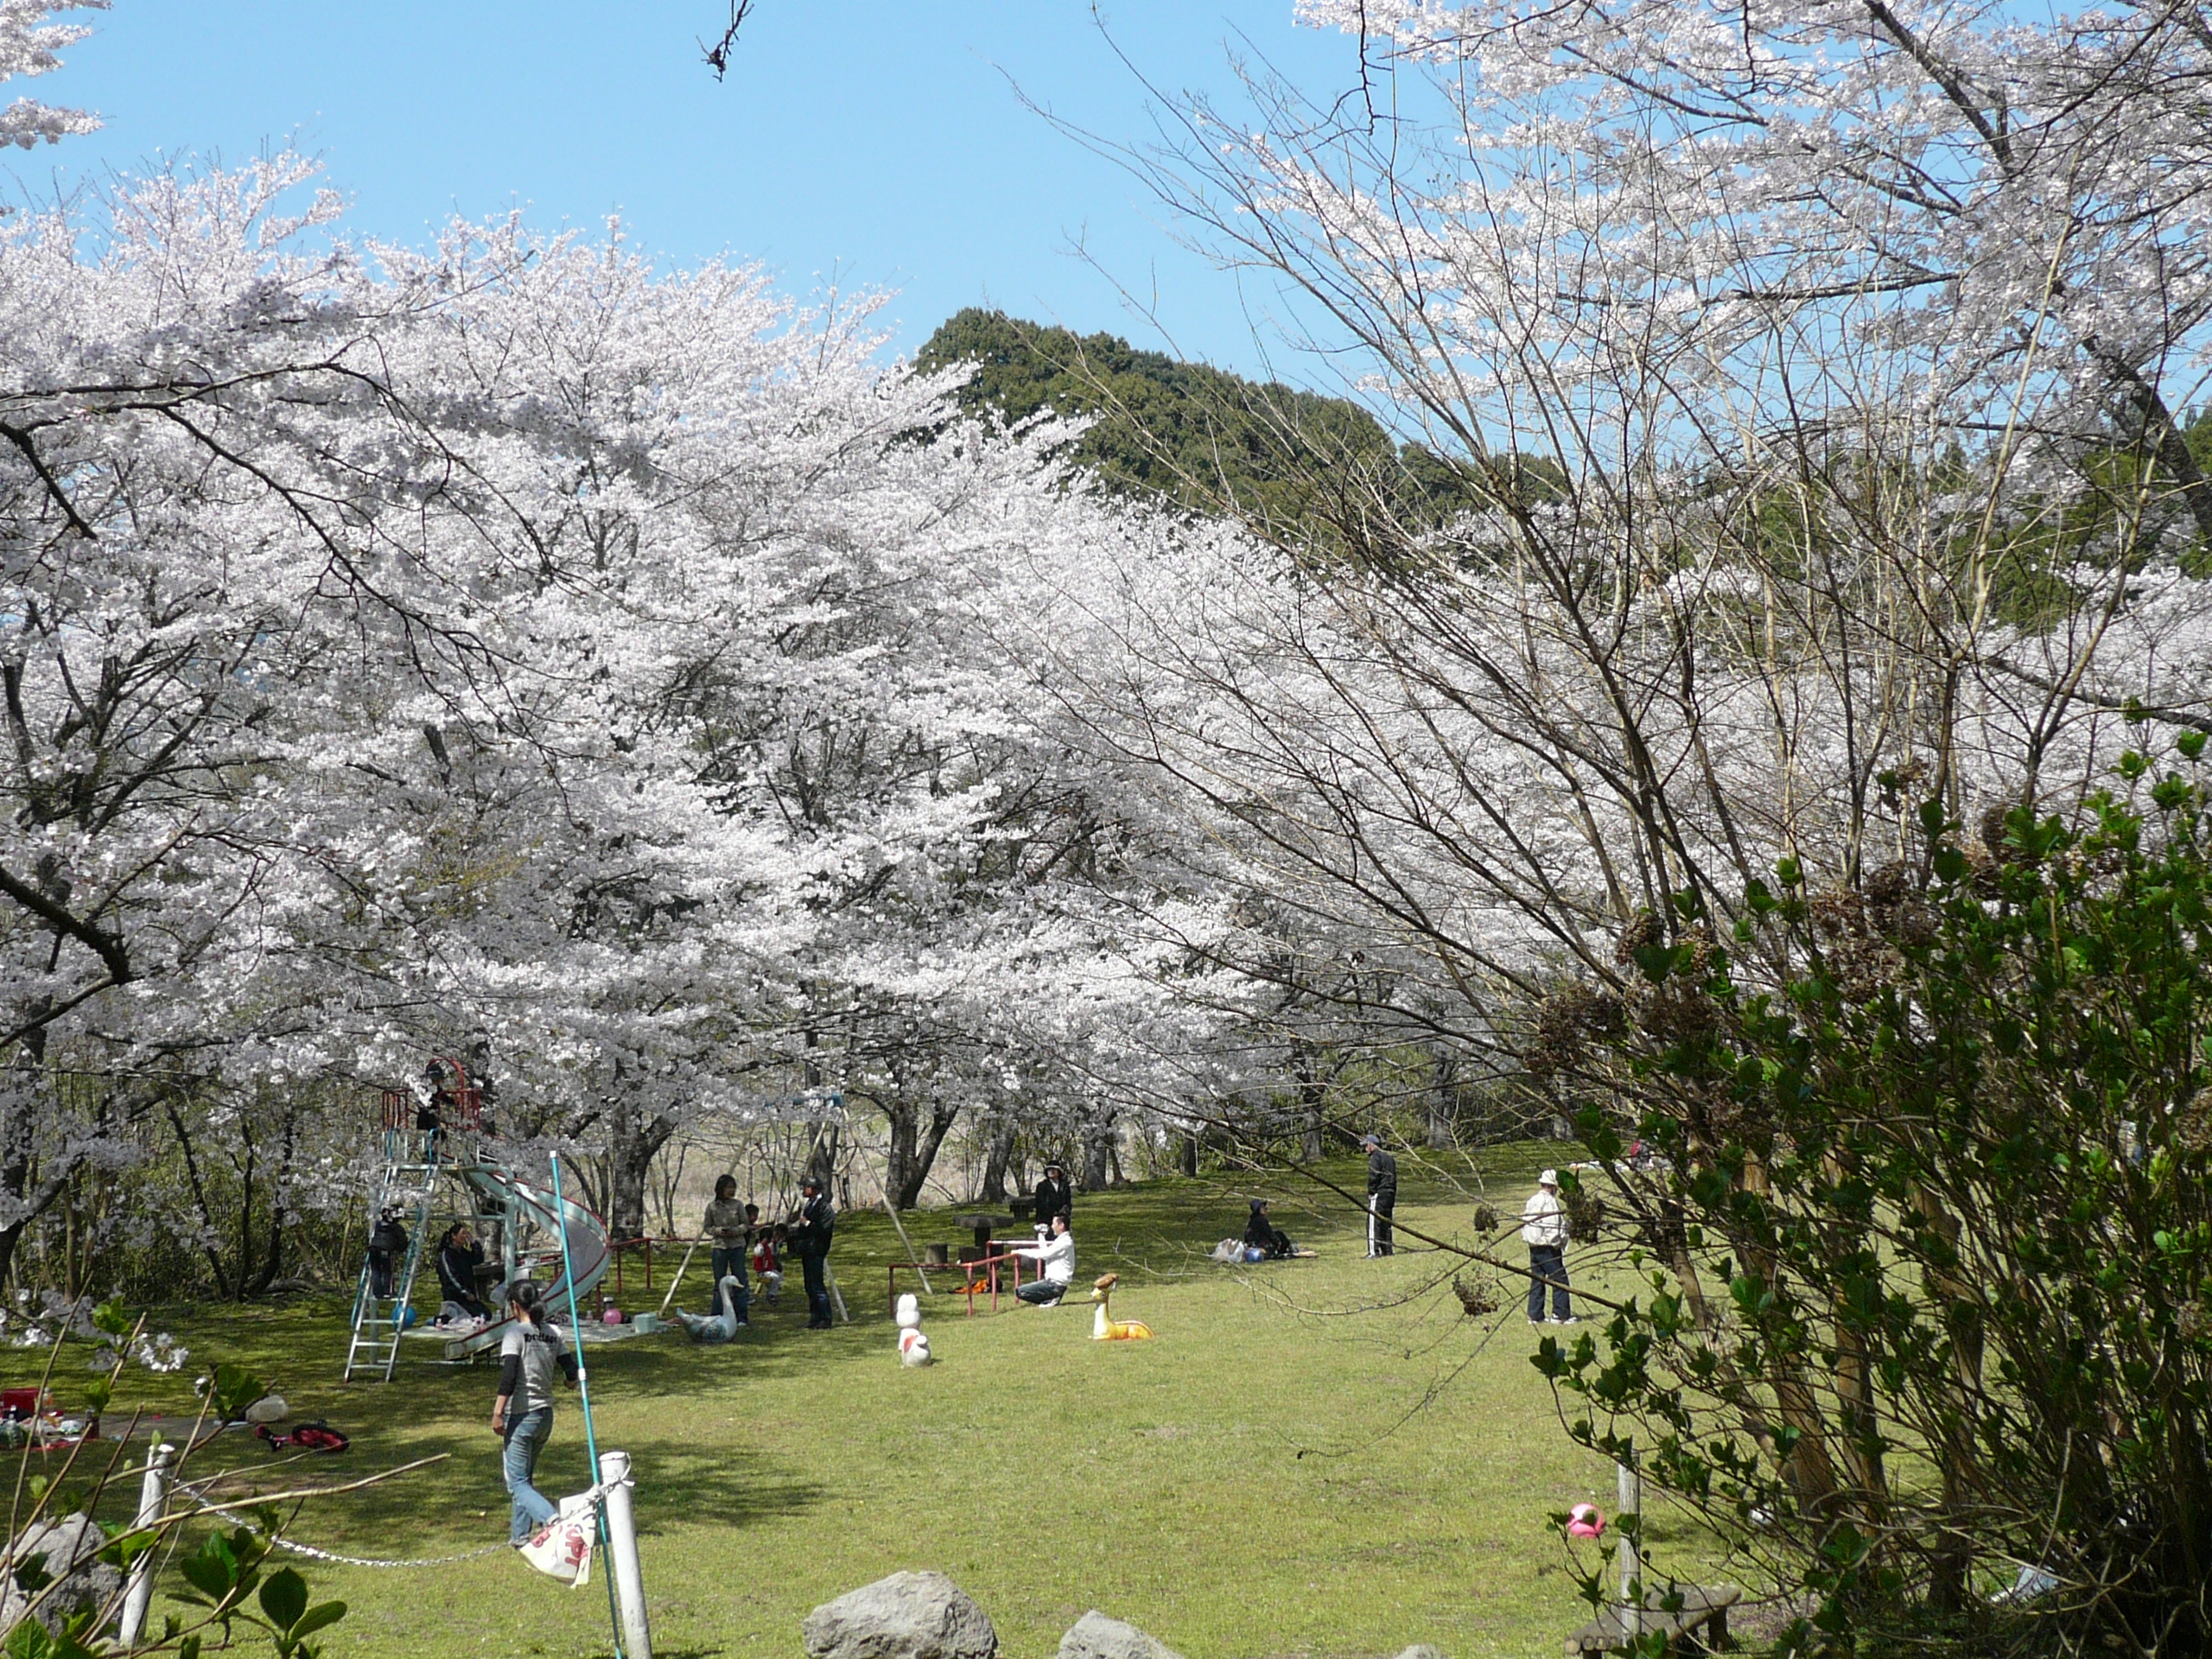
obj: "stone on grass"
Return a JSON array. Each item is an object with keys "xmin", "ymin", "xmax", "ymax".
[
  {"xmin": 0, "ymin": 1513, "xmax": 124, "ymax": 1637},
  {"xmin": 1058, "ymin": 1610, "xmax": 1187, "ymax": 1659},
  {"xmin": 803, "ymin": 1570, "xmax": 997, "ymax": 1659},
  {"xmin": 1392, "ymin": 1647, "xmax": 1447, "ymax": 1659}
]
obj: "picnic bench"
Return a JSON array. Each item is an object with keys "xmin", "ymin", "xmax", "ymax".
[{"xmin": 1566, "ymin": 1586, "xmax": 1739, "ymax": 1656}]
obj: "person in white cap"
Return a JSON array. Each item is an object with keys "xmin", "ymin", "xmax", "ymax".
[{"xmin": 1522, "ymin": 1169, "xmax": 1575, "ymax": 1325}]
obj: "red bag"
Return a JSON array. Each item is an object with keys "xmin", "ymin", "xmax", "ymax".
[{"xmin": 256, "ymin": 1421, "xmax": 350, "ymax": 1452}]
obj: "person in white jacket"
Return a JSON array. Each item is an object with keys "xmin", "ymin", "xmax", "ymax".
[
  {"xmin": 1013, "ymin": 1213, "xmax": 1076, "ymax": 1306},
  {"xmin": 1522, "ymin": 1169, "xmax": 1575, "ymax": 1325}
]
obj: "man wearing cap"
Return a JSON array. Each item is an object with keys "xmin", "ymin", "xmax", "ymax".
[
  {"xmin": 1522, "ymin": 1169, "xmax": 1574, "ymax": 1325},
  {"xmin": 791, "ymin": 1176, "xmax": 836, "ymax": 1330},
  {"xmin": 1362, "ymin": 1133, "xmax": 1398, "ymax": 1257}
]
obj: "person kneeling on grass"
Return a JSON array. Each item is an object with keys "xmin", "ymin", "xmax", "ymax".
[
  {"xmin": 1011, "ymin": 1213, "xmax": 1076, "ymax": 1305},
  {"xmin": 492, "ymin": 1281, "xmax": 577, "ymax": 1546},
  {"xmin": 1244, "ymin": 1199, "xmax": 1297, "ymax": 1261}
]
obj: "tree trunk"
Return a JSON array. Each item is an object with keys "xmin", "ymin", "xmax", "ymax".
[
  {"xmin": 603, "ymin": 1098, "xmax": 677, "ymax": 1245},
  {"xmin": 1428, "ymin": 1049, "xmax": 1459, "ymax": 1149},
  {"xmin": 980, "ymin": 1116, "xmax": 1016, "ymax": 1202},
  {"xmin": 245, "ymin": 1098, "xmax": 297, "ymax": 1299},
  {"xmin": 1179, "ymin": 1130, "xmax": 1199, "ymax": 1177},
  {"xmin": 1293, "ymin": 1044, "xmax": 1325, "ymax": 1162},
  {"xmin": 885, "ymin": 1095, "xmax": 961, "ymax": 1209},
  {"xmin": 161, "ymin": 1099, "xmax": 233, "ymax": 1299},
  {"xmin": 1080, "ymin": 1114, "xmax": 1114, "ymax": 1191},
  {"xmin": 804, "ymin": 1120, "xmax": 840, "ymax": 1192}
]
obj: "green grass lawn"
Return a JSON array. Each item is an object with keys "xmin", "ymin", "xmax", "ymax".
[{"xmin": 3, "ymin": 1143, "xmax": 1733, "ymax": 1658}]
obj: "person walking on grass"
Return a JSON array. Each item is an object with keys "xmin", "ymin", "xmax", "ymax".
[
  {"xmin": 702, "ymin": 1174, "xmax": 752, "ymax": 1325},
  {"xmin": 791, "ymin": 1175, "xmax": 836, "ymax": 1329},
  {"xmin": 491, "ymin": 1282, "xmax": 577, "ymax": 1545},
  {"xmin": 1362, "ymin": 1132, "xmax": 1398, "ymax": 1257},
  {"xmin": 1522, "ymin": 1169, "xmax": 1575, "ymax": 1325}
]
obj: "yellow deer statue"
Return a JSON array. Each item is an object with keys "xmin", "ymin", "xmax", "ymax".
[{"xmin": 1089, "ymin": 1273, "xmax": 1153, "ymax": 1341}]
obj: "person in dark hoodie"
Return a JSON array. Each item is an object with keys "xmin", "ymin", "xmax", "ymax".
[
  {"xmin": 366, "ymin": 1207, "xmax": 409, "ymax": 1299},
  {"xmin": 435, "ymin": 1221, "xmax": 489, "ymax": 1319},
  {"xmin": 1243, "ymin": 1198, "xmax": 1296, "ymax": 1260},
  {"xmin": 1032, "ymin": 1161, "xmax": 1075, "ymax": 1230}
]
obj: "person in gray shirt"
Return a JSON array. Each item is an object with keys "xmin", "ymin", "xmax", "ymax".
[{"xmin": 491, "ymin": 1282, "xmax": 577, "ymax": 1544}]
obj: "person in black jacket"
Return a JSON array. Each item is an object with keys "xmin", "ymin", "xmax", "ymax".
[
  {"xmin": 791, "ymin": 1177, "xmax": 836, "ymax": 1329},
  {"xmin": 366, "ymin": 1208, "xmax": 409, "ymax": 1299},
  {"xmin": 1032, "ymin": 1162, "xmax": 1074, "ymax": 1230},
  {"xmin": 1362, "ymin": 1133, "xmax": 1398, "ymax": 1257},
  {"xmin": 1243, "ymin": 1198, "xmax": 1295, "ymax": 1260},
  {"xmin": 436, "ymin": 1222, "xmax": 489, "ymax": 1318}
]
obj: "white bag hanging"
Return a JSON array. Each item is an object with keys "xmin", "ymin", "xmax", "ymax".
[{"xmin": 518, "ymin": 1491, "xmax": 597, "ymax": 1587}]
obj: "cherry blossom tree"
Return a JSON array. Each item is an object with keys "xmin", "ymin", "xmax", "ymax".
[
  {"xmin": 0, "ymin": 2, "xmax": 100, "ymax": 151},
  {"xmin": 985, "ymin": 0, "xmax": 2212, "ymax": 1640}
]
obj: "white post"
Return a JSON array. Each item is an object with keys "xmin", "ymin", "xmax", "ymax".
[
  {"xmin": 599, "ymin": 1450, "xmax": 652, "ymax": 1659},
  {"xmin": 824, "ymin": 1262, "xmax": 850, "ymax": 1324},
  {"xmin": 116, "ymin": 1441, "xmax": 174, "ymax": 1646},
  {"xmin": 1617, "ymin": 1459, "xmax": 1643, "ymax": 1640}
]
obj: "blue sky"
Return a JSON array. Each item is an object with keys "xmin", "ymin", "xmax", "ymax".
[{"xmin": 17, "ymin": 1, "xmax": 1369, "ymax": 383}]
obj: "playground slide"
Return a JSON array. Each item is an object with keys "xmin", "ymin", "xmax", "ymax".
[{"xmin": 437, "ymin": 1160, "xmax": 612, "ymax": 1358}]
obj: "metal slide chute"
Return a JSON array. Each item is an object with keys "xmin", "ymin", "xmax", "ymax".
[{"xmin": 439, "ymin": 1159, "xmax": 612, "ymax": 1359}]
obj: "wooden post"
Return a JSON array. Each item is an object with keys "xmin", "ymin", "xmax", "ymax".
[
  {"xmin": 654, "ymin": 1239, "xmax": 700, "ymax": 1320},
  {"xmin": 599, "ymin": 1450, "xmax": 652, "ymax": 1659},
  {"xmin": 881, "ymin": 1203, "xmax": 936, "ymax": 1296},
  {"xmin": 116, "ymin": 1441, "xmax": 174, "ymax": 1646}
]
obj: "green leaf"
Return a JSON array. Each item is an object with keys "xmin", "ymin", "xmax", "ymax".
[
  {"xmin": 291, "ymin": 1600, "xmax": 348, "ymax": 1641},
  {"xmin": 179, "ymin": 1533, "xmax": 239, "ymax": 1601},
  {"xmin": 89, "ymin": 1301, "xmax": 130, "ymax": 1339},
  {"xmin": 2180, "ymin": 729, "xmax": 2206, "ymax": 761},
  {"xmin": 260, "ymin": 1567, "xmax": 308, "ymax": 1631}
]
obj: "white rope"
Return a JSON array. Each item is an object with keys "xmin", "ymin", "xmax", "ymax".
[{"xmin": 176, "ymin": 1478, "xmax": 620, "ymax": 1570}]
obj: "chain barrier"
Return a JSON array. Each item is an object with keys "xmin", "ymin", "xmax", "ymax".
[{"xmin": 174, "ymin": 1478, "xmax": 615, "ymax": 1570}]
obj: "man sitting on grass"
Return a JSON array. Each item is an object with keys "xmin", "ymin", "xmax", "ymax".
[{"xmin": 1011, "ymin": 1213, "xmax": 1076, "ymax": 1305}]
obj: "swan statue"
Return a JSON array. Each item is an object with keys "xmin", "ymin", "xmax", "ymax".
[{"xmin": 674, "ymin": 1274, "xmax": 745, "ymax": 1343}]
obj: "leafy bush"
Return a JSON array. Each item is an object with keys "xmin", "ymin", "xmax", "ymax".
[{"xmin": 1532, "ymin": 739, "xmax": 2212, "ymax": 1653}]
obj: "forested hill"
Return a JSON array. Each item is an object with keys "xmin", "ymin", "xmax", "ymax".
[{"xmin": 914, "ymin": 308, "xmax": 1463, "ymax": 532}]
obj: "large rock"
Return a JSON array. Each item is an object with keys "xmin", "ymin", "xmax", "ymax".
[
  {"xmin": 0, "ymin": 1513, "xmax": 125, "ymax": 1637},
  {"xmin": 803, "ymin": 1571, "xmax": 997, "ymax": 1659},
  {"xmin": 1058, "ymin": 1610, "xmax": 1187, "ymax": 1659}
]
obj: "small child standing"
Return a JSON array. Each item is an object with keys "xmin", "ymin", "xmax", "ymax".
[{"xmin": 750, "ymin": 1225, "xmax": 784, "ymax": 1306}]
